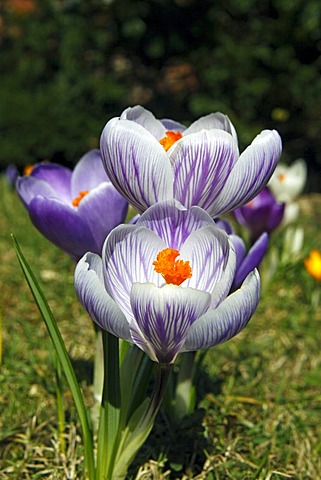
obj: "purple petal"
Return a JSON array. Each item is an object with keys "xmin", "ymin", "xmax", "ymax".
[
  {"xmin": 183, "ymin": 269, "xmax": 260, "ymax": 351},
  {"xmin": 74, "ymin": 253, "xmax": 131, "ymax": 341},
  {"xmin": 31, "ymin": 163, "xmax": 72, "ymax": 203},
  {"xmin": 130, "ymin": 283, "xmax": 211, "ymax": 363},
  {"xmin": 29, "ymin": 196, "xmax": 97, "ymax": 260},
  {"xmin": 266, "ymin": 203, "xmax": 285, "ymax": 231},
  {"xmin": 232, "ymin": 233, "xmax": 268, "ymax": 290},
  {"xmin": 100, "ymin": 118, "xmax": 174, "ymax": 212},
  {"xmin": 103, "ymin": 225, "xmax": 166, "ymax": 319},
  {"xmin": 17, "ymin": 175, "xmax": 57, "ymax": 207},
  {"xmin": 184, "ymin": 112, "xmax": 238, "ymax": 141},
  {"xmin": 120, "ymin": 105, "xmax": 166, "ymax": 139},
  {"xmin": 137, "ymin": 199, "xmax": 214, "ymax": 250},
  {"xmin": 211, "ymin": 130, "xmax": 282, "ymax": 217},
  {"xmin": 230, "ymin": 234, "xmax": 247, "ymax": 272},
  {"xmin": 171, "ymin": 130, "xmax": 239, "ymax": 210},
  {"xmin": 215, "ymin": 218, "xmax": 235, "ymax": 235},
  {"xmin": 71, "ymin": 149, "xmax": 109, "ymax": 196},
  {"xmin": 78, "ymin": 183, "xmax": 128, "ymax": 255}
]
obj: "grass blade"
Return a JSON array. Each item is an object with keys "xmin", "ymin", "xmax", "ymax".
[{"xmin": 12, "ymin": 234, "xmax": 95, "ymax": 480}]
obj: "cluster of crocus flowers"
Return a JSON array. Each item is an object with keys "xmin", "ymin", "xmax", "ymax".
[
  {"xmin": 17, "ymin": 149, "xmax": 128, "ymax": 260},
  {"xmin": 75, "ymin": 200, "xmax": 260, "ymax": 364}
]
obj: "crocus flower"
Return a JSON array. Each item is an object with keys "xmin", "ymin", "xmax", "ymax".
[
  {"xmin": 304, "ymin": 249, "xmax": 321, "ymax": 281},
  {"xmin": 100, "ymin": 105, "xmax": 282, "ymax": 218},
  {"xmin": 268, "ymin": 158, "xmax": 307, "ymax": 224},
  {"xmin": 75, "ymin": 200, "xmax": 260, "ymax": 364},
  {"xmin": 4, "ymin": 164, "xmax": 19, "ymax": 187},
  {"xmin": 17, "ymin": 149, "xmax": 128, "ymax": 260},
  {"xmin": 233, "ymin": 187, "xmax": 285, "ymax": 243}
]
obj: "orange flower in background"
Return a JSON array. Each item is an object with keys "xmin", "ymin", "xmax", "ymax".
[
  {"xmin": 304, "ymin": 249, "xmax": 321, "ymax": 281},
  {"xmin": 6, "ymin": 0, "xmax": 37, "ymax": 14}
]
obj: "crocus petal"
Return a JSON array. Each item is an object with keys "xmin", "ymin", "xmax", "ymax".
[
  {"xmin": 78, "ymin": 183, "xmax": 128, "ymax": 255},
  {"xmin": 232, "ymin": 233, "xmax": 268, "ymax": 290},
  {"xmin": 120, "ymin": 105, "xmax": 166, "ymax": 139},
  {"xmin": 130, "ymin": 283, "xmax": 211, "ymax": 363},
  {"xmin": 266, "ymin": 203, "xmax": 285, "ymax": 231},
  {"xmin": 100, "ymin": 118, "xmax": 174, "ymax": 212},
  {"xmin": 29, "ymin": 196, "xmax": 96, "ymax": 260},
  {"xmin": 71, "ymin": 149, "xmax": 109, "ymax": 195},
  {"xmin": 17, "ymin": 176, "xmax": 57, "ymax": 207},
  {"xmin": 184, "ymin": 112, "xmax": 238, "ymax": 141},
  {"xmin": 230, "ymin": 234, "xmax": 246, "ymax": 272},
  {"xmin": 74, "ymin": 253, "xmax": 131, "ymax": 341},
  {"xmin": 171, "ymin": 129, "xmax": 239, "ymax": 210},
  {"xmin": 210, "ymin": 130, "xmax": 282, "ymax": 217},
  {"xmin": 31, "ymin": 164, "xmax": 72, "ymax": 203},
  {"xmin": 103, "ymin": 225, "xmax": 166, "ymax": 319},
  {"xmin": 183, "ymin": 269, "xmax": 260, "ymax": 351},
  {"xmin": 137, "ymin": 199, "xmax": 214, "ymax": 250},
  {"xmin": 181, "ymin": 227, "xmax": 236, "ymax": 307},
  {"xmin": 161, "ymin": 118, "xmax": 186, "ymax": 133}
]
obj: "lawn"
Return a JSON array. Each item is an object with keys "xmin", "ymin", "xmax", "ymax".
[{"xmin": 0, "ymin": 175, "xmax": 320, "ymax": 479}]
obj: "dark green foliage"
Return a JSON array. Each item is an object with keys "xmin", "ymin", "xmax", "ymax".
[{"xmin": 1, "ymin": 0, "xmax": 321, "ymax": 190}]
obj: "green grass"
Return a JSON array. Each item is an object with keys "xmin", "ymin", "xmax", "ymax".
[{"xmin": 0, "ymin": 176, "xmax": 321, "ymax": 479}]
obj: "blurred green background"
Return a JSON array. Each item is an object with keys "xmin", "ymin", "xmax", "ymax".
[{"xmin": 1, "ymin": 0, "xmax": 321, "ymax": 191}]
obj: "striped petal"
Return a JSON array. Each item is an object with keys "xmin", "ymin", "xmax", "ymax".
[
  {"xmin": 171, "ymin": 130, "xmax": 239, "ymax": 211},
  {"xmin": 74, "ymin": 253, "xmax": 131, "ymax": 341},
  {"xmin": 183, "ymin": 269, "xmax": 260, "ymax": 351},
  {"xmin": 184, "ymin": 112, "xmax": 237, "ymax": 141},
  {"xmin": 100, "ymin": 118, "xmax": 173, "ymax": 212},
  {"xmin": 137, "ymin": 199, "xmax": 214, "ymax": 250},
  {"xmin": 103, "ymin": 225, "xmax": 166, "ymax": 319},
  {"xmin": 211, "ymin": 130, "xmax": 282, "ymax": 217},
  {"xmin": 120, "ymin": 105, "xmax": 166, "ymax": 139},
  {"xmin": 130, "ymin": 283, "xmax": 211, "ymax": 363}
]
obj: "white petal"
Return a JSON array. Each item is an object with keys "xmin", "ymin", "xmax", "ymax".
[
  {"xmin": 183, "ymin": 270, "xmax": 260, "ymax": 351},
  {"xmin": 130, "ymin": 283, "xmax": 211, "ymax": 363},
  {"xmin": 74, "ymin": 253, "xmax": 131, "ymax": 341}
]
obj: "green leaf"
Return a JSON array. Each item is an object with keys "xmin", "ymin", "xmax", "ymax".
[{"xmin": 12, "ymin": 235, "xmax": 95, "ymax": 480}]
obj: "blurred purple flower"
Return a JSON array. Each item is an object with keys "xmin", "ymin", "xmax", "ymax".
[
  {"xmin": 100, "ymin": 105, "xmax": 282, "ymax": 217},
  {"xmin": 5, "ymin": 164, "xmax": 19, "ymax": 187},
  {"xmin": 74, "ymin": 200, "xmax": 260, "ymax": 364},
  {"xmin": 17, "ymin": 149, "xmax": 128, "ymax": 260},
  {"xmin": 233, "ymin": 187, "xmax": 285, "ymax": 243}
]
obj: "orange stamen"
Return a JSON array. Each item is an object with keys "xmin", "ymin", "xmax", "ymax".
[
  {"xmin": 153, "ymin": 248, "xmax": 192, "ymax": 286},
  {"xmin": 278, "ymin": 173, "xmax": 286, "ymax": 183},
  {"xmin": 23, "ymin": 164, "xmax": 34, "ymax": 176},
  {"xmin": 72, "ymin": 190, "xmax": 89, "ymax": 207},
  {"xmin": 159, "ymin": 131, "xmax": 183, "ymax": 151}
]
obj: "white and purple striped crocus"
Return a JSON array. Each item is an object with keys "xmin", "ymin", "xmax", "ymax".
[
  {"xmin": 74, "ymin": 200, "xmax": 260, "ymax": 364},
  {"xmin": 233, "ymin": 186, "xmax": 285, "ymax": 243},
  {"xmin": 100, "ymin": 105, "xmax": 282, "ymax": 217},
  {"xmin": 17, "ymin": 149, "xmax": 128, "ymax": 260}
]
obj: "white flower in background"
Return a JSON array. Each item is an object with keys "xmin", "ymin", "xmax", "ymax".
[{"xmin": 268, "ymin": 158, "xmax": 307, "ymax": 224}]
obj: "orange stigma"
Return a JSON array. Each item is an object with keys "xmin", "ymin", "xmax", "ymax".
[
  {"xmin": 23, "ymin": 164, "xmax": 34, "ymax": 176},
  {"xmin": 72, "ymin": 190, "xmax": 89, "ymax": 207},
  {"xmin": 278, "ymin": 173, "xmax": 286, "ymax": 183},
  {"xmin": 153, "ymin": 248, "xmax": 192, "ymax": 286},
  {"xmin": 159, "ymin": 131, "xmax": 183, "ymax": 151}
]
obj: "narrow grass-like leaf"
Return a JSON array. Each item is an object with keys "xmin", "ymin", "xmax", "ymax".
[{"xmin": 12, "ymin": 234, "xmax": 95, "ymax": 480}]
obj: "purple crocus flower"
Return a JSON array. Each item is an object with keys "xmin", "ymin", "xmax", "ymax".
[
  {"xmin": 17, "ymin": 149, "xmax": 128, "ymax": 260},
  {"xmin": 74, "ymin": 200, "xmax": 260, "ymax": 364},
  {"xmin": 233, "ymin": 186, "xmax": 285, "ymax": 243},
  {"xmin": 215, "ymin": 219, "xmax": 268, "ymax": 290},
  {"xmin": 100, "ymin": 105, "xmax": 282, "ymax": 217}
]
